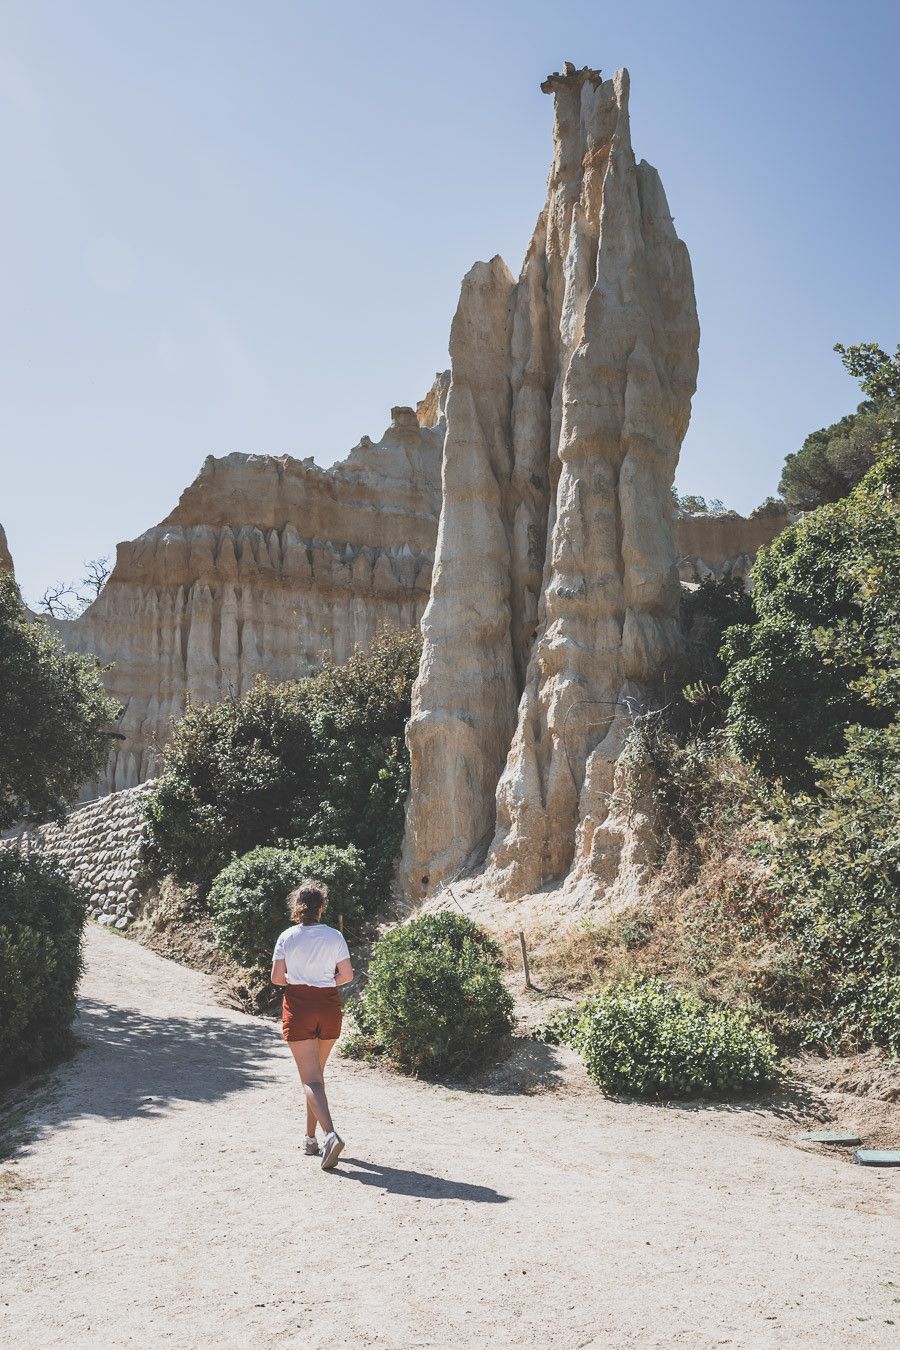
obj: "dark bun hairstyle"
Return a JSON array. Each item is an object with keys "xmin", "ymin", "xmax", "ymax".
[{"xmin": 288, "ymin": 879, "xmax": 328, "ymax": 925}]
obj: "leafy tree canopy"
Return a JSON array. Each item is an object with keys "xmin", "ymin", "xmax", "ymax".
[
  {"xmin": 0, "ymin": 571, "xmax": 120, "ymax": 828},
  {"xmin": 778, "ymin": 342, "xmax": 899, "ymax": 510},
  {"xmin": 723, "ymin": 443, "xmax": 899, "ymax": 784},
  {"xmin": 144, "ymin": 628, "xmax": 422, "ymax": 903}
]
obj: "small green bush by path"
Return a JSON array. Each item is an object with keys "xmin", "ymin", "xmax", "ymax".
[
  {"xmin": 0, "ymin": 852, "xmax": 86, "ymax": 1085},
  {"xmin": 539, "ymin": 978, "xmax": 778, "ymax": 1100},
  {"xmin": 207, "ymin": 843, "xmax": 365, "ymax": 972},
  {"xmin": 347, "ymin": 913, "xmax": 514, "ymax": 1078}
]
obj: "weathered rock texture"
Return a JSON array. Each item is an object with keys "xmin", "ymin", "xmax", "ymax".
[
  {"xmin": 5, "ymin": 783, "xmax": 153, "ymax": 929},
  {"xmin": 403, "ymin": 64, "xmax": 700, "ymax": 906},
  {"xmin": 676, "ymin": 509, "xmax": 791, "ymax": 587},
  {"xmin": 55, "ymin": 389, "xmax": 446, "ymax": 794}
]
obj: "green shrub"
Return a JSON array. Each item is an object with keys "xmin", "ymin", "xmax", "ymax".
[
  {"xmin": 547, "ymin": 977, "xmax": 777, "ymax": 1099},
  {"xmin": 349, "ymin": 912, "xmax": 514, "ymax": 1077},
  {"xmin": 298, "ymin": 629, "xmax": 423, "ymax": 900},
  {"xmin": 0, "ymin": 852, "xmax": 85, "ymax": 1084},
  {"xmin": 0, "ymin": 572, "xmax": 120, "ymax": 828},
  {"xmin": 207, "ymin": 843, "xmax": 365, "ymax": 971},
  {"xmin": 766, "ymin": 724, "xmax": 900, "ymax": 1054},
  {"xmin": 144, "ymin": 629, "xmax": 421, "ymax": 912},
  {"xmin": 143, "ymin": 680, "xmax": 316, "ymax": 886},
  {"xmin": 723, "ymin": 443, "xmax": 899, "ymax": 784}
]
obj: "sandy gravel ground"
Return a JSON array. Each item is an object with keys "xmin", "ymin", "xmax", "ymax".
[{"xmin": 1, "ymin": 926, "xmax": 899, "ymax": 1349}]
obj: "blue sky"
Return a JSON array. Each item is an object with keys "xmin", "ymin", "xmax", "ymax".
[{"xmin": 2, "ymin": 0, "xmax": 898, "ymax": 605}]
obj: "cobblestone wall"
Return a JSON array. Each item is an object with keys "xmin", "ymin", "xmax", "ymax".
[{"xmin": 8, "ymin": 783, "xmax": 153, "ymax": 929}]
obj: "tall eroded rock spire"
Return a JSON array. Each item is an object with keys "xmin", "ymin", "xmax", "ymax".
[{"xmin": 402, "ymin": 65, "xmax": 700, "ymax": 903}]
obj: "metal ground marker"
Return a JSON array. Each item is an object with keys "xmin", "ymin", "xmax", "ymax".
[{"xmin": 800, "ymin": 1131, "xmax": 862, "ymax": 1146}]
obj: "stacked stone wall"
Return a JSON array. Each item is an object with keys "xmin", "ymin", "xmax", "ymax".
[{"xmin": 6, "ymin": 783, "xmax": 153, "ymax": 929}]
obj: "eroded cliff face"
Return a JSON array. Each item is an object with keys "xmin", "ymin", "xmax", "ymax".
[
  {"xmin": 56, "ymin": 386, "xmax": 446, "ymax": 795},
  {"xmin": 402, "ymin": 64, "xmax": 700, "ymax": 907}
]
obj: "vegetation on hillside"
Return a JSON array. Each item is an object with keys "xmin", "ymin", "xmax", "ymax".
[
  {"xmin": 0, "ymin": 852, "xmax": 86, "ymax": 1085},
  {"xmin": 528, "ymin": 362, "xmax": 899, "ymax": 1084},
  {"xmin": 144, "ymin": 628, "xmax": 422, "ymax": 955},
  {"xmin": 723, "ymin": 439, "xmax": 899, "ymax": 784},
  {"xmin": 778, "ymin": 342, "xmax": 899, "ymax": 510},
  {"xmin": 0, "ymin": 571, "xmax": 120, "ymax": 829}
]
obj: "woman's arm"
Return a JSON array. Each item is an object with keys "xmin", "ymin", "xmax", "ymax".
[
  {"xmin": 334, "ymin": 958, "xmax": 354, "ymax": 987},
  {"xmin": 271, "ymin": 958, "xmax": 287, "ymax": 986}
]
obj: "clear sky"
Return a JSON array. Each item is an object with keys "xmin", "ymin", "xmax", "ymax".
[{"xmin": 2, "ymin": 0, "xmax": 898, "ymax": 606}]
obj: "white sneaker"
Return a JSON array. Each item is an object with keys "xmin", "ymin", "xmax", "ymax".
[
  {"xmin": 321, "ymin": 1131, "xmax": 345, "ymax": 1171},
  {"xmin": 303, "ymin": 1135, "xmax": 320, "ymax": 1156}
]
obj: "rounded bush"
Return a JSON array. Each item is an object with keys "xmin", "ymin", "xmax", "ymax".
[
  {"xmin": 0, "ymin": 851, "xmax": 85, "ymax": 1085},
  {"xmin": 573, "ymin": 978, "xmax": 778, "ymax": 1099},
  {"xmin": 207, "ymin": 843, "xmax": 365, "ymax": 971},
  {"xmin": 351, "ymin": 912, "xmax": 514, "ymax": 1077}
]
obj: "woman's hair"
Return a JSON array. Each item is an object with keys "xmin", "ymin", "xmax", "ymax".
[{"xmin": 288, "ymin": 879, "xmax": 328, "ymax": 925}]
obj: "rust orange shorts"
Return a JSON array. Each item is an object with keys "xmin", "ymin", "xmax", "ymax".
[{"xmin": 282, "ymin": 984, "xmax": 342, "ymax": 1042}]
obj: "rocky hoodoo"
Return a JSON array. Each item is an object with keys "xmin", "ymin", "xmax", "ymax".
[
  {"xmin": 403, "ymin": 64, "xmax": 700, "ymax": 907},
  {"xmin": 56, "ymin": 389, "xmax": 446, "ymax": 795}
]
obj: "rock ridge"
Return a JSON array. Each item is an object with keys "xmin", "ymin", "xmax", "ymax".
[{"xmin": 55, "ymin": 389, "xmax": 447, "ymax": 795}]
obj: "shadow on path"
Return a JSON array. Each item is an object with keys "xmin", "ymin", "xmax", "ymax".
[
  {"xmin": 332, "ymin": 1156, "xmax": 510, "ymax": 1202},
  {"xmin": 1, "ymin": 997, "xmax": 279, "ymax": 1159}
]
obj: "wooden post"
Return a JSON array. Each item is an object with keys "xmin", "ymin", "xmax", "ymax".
[
  {"xmin": 518, "ymin": 931, "xmax": 532, "ymax": 990},
  {"xmin": 337, "ymin": 913, "xmax": 344, "ymax": 934}
]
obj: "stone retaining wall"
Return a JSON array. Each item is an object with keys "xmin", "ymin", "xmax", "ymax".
[{"xmin": 7, "ymin": 783, "xmax": 153, "ymax": 929}]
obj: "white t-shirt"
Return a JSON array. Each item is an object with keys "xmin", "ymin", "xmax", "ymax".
[{"xmin": 272, "ymin": 923, "xmax": 351, "ymax": 988}]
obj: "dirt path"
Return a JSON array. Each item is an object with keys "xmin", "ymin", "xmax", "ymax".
[{"xmin": 1, "ymin": 926, "xmax": 898, "ymax": 1349}]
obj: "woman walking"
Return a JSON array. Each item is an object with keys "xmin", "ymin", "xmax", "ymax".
[{"xmin": 271, "ymin": 879, "xmax": 353, "ymax": 1170}]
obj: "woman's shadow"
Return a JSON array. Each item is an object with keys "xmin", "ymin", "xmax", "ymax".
[{"xmin": 330, "ymin": 1157, "xmax": 509, "ymax": 1203}]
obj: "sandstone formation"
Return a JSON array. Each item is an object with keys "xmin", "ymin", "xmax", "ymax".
[
  {"xmin": 55, "ymin": 386, "xmax": 446, "ymax": 795},
  {"xmin": 676, "ymin": 508, "xmax": 791, "ymax": 587},
  {"xmin": 6, "ymin": 782, "xmax": 152, "ymax": 929},
  {"xmin": 403, "ymin": 64, "xmax": 700, "ymax": 906}
]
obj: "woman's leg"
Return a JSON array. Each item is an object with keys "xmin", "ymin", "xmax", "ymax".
[
  {"xmin": 306, "ymin": 1039, "xmax": 337, "ymax": 1134},
  {"xmin": 289, "ymin": 1040, "xmax": 335, "ymax": 1136}
]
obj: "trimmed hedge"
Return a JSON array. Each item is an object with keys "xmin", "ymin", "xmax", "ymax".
[
  {"xmin": 207, "ymin": 844, "xmax": 365, "ymax": 971},
  {"xmin": 0, "ymin": 851, "xmax": 85, "ymax": 1085},
  {"xmin": 347, "ymin": 912, "xmax": 514, "ymax": 1077}
]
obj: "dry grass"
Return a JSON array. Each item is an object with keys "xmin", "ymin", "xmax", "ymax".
[
  {"xmin": 0, "ymin": 1166, "xmax": 33, "ymax": 1200},
  {"xmin": 498, "ymin": 783, "xmax": 812, "ymax": 1046}
]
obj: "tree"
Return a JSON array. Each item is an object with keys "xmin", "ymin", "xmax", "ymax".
[
  {"xmin": 39, "ymin": 555, "xmax": 112, "ymax": 618},
  {"xmin": 672, "ymin": 490, "xmax": 732, "ymax": 516},
  {"xmin": 722, "ymin": 444, "xmax": 899, "ymax": 784},
  {"xmin": 0, "ymin": 572, "xmax": 120, "ymax": 828},
  {"xmin": 144, "ymin": 628, "xmax": 423, "ymax": 900},
  {"xmin": 778, "ymin": 342, "xmax": 899, "ymax": 511},
  {"xmin": 143, "ymin": 678, "xmax": 318, "ymax": 885},
  {"xmin": 834, "ymin": 341, "xmax": 900, "ymax": 405}
]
